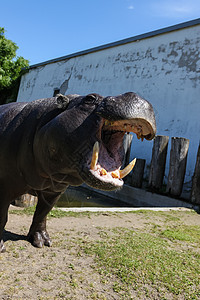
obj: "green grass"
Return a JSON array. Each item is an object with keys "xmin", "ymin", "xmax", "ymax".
[
  {"xmin": 9, "ymin": 205, "xmax": 36, "ymax": 216},
  {"xmin": 79, "ymin": 226, "xmax": 200, "ymax": 299},
  {"xmin": 9, "ymin": 206, "xmax": 93, "ymax": 218},
  {"xmin": 7, "ymin": 208, "xmax": 200, "ymax": 298},
  {"xmin": 122, "ymin": 209, "xmax": 194, "ymax": 221},
  {"xmin": 161, "ymin": 225, "xmax": 200, "ymax": 243}
]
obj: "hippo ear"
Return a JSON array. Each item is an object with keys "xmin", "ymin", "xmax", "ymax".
[{"xmin": 56, "ymin": 94, "xmax": 70, "ymax": 109}]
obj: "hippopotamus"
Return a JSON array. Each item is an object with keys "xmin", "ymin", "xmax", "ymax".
[{"xmin": 0, "ymin": 92, "xmax": 156, "ymax": 252}]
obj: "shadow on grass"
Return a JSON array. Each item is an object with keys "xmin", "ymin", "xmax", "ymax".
[{"xmin": 3, "ymin": 230, "xmax": 27, "ymax": 242}]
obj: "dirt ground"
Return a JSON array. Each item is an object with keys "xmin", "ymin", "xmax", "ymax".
[{"xmin": 0, "ymin": 207, "xmax": 199, "ymax": 299}]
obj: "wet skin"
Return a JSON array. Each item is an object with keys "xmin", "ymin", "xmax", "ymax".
[{"xmin": 0, "ymin": 92, "xmax": 156, "ymax": 252}]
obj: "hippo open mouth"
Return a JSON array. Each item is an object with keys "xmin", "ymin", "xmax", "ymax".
[{"xmin": 85, "ymin": 113, "xmax": 155, "ymax": 190}]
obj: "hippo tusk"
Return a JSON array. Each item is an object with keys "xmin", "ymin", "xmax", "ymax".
[
  {"xmin": 90, "ymin": 141, "xmax": 99, "ymax": 170},
  {"xmin": 119, "ymin": 158, "xmax": 136, "ymax": 179}
]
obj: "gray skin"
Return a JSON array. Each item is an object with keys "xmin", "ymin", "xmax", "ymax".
[{"xmin": 0, "ymin": 92, "xmax": 156, "ymax": 252}]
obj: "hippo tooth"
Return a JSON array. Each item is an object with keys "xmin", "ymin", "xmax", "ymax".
[
  {"xmin": 90, "ymin": 141, "xmax": 99, "ymax": 170},
  {"xmin": 100, "ymin": 168, "xmax": 107, "ymax": 176},
  {"xmin": 111, "ymin": 171, "xmax": 119, "ymax": 179},
  {"xmin": 119, "ymin": 158, "xmax": 136, "ymax": 179}
]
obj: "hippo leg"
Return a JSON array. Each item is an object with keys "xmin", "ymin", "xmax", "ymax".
[
  {"xmin": 0, "ymin": 201, "xmax": 10, "ymax": 253},
  {"xmin": 27, "ymin": 190, "xmax": 61, "ymax": 248}
]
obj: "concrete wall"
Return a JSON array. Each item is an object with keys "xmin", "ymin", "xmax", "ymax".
[{"xmin": 17, "ymin": 21, "xmax": 200, "ymax": 185}]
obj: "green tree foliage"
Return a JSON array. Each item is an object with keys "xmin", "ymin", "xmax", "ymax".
[{"xmin": 0, "ymin": 27, "xmax": 29, "ymax": 104}]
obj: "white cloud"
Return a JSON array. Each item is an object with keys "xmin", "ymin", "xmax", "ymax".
[{"xmin": 128, "ymin": 5, "xmax": 134, "ymax": 10}]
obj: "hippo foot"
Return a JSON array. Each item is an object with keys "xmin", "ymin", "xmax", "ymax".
[
  {"xmin": 28, "ymin": 230, "xmax": 52, "ymax": 248},
  {"xmin": 0, "ymin": 239, "xmax": 6, "ymax": 253}
]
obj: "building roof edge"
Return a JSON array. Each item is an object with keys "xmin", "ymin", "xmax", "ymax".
[{"xmin": 29, "ymin": 18, "xmax": 200, "ymax": 69}]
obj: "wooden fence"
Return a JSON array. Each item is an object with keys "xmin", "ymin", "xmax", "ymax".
[{"xmin": 130, "ymin": 135, "xmax": 200, "ymax": 205}]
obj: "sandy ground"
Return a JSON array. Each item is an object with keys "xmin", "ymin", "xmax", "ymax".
[{"xmin": 0, "ymin": 207, "xmax": 199, "ymax": 299}]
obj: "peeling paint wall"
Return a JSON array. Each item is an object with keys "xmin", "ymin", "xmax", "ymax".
[{"xmin": 17, "ymin": 24, "xmax": 200, "ymax": 184}]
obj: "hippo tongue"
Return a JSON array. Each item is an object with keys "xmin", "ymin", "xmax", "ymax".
[{"xmin": 90, "ymin": 141, "xmax": 136, "ymax": 179}]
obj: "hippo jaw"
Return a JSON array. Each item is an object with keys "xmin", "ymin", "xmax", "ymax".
[{"xmin": 81, "ymin": 93, "xmax": 156, "ymax": 191}]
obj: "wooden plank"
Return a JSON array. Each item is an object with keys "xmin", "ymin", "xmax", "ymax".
[
  {"xmin": 149, "ymin": 135, "xmax": 169, "ymax": 190},
  {"xmin": 191, "ymin": 143, "xmax": 200, "ymax": 204},
  {"xmin": 131, "ymin": 158, "xmax": 145, "ymax": 188},
  {"xmin": 122, "ymin": 133, "xmax": 133, "ymax": 183},
  {"xmin": 123, "ymin": 133, "xmax": 133, "ymax": 167},
  {"xmin": 166, "ymin": 137, "xmax": 189, "ymax": 197},
  {"xmin": 14, "ymin": 194, "xmax": 38, "ymax": 207}
]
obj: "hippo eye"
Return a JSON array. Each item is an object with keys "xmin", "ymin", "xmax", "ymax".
[{"xmin": 82, "ymin": 94, "xmax": 100, "ymax": 105}]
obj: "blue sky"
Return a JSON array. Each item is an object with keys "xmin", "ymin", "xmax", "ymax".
[{"xmin": 1, "ymin": 0, "xmax": 200, "ymax": 65}]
